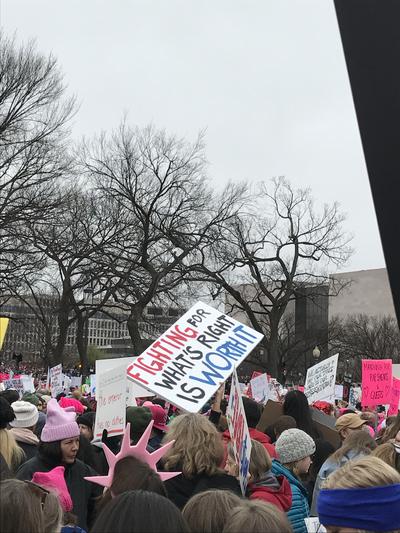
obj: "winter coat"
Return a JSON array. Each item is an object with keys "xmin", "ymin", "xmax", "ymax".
[
  {"xmin": 311, "ymin": 449, "xmax": 367, "ymax": 515},
  {"xmin": 272, "ymin": 459, "xmax": 309, "ymax": 533},
  {"xmin": 248, "ymin": 470, "xmax": 292, "ymax": 511},
  {"xmin": 16, "ymin": 454, "xmax": 102, "ymax": 530},
  {"xmin": 164, "ymin": 471, "xmax": 241, "ymax": 509},
  {"xmin": 223, "ymin": 427, "xmax": 278, "ymax": 459}
]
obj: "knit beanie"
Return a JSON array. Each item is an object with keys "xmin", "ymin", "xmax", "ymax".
[
  {"xmin": 58, "ymin": 397, "xmax": 85, "ymax": 415},
  {"xmin": 76, "ymin": 411, "xmax": 95, "ymax": 430},
  {"xmin": 0, "ymin": 396, "xmax": 15, "ymax": 429},
  {"xmin": 275, "ymin": 428, "xmax": 316, "ymax": 464},
  {"xmin": 10, "ymin": 401, "xmax": 39, "ymax": 428},
  {"xmin": 22, "ymin": 393, "xmax": 41, "ymax": 407},
  {"xmin": 41, "ymin": 399, "xmax": 80, "ymax": 443},
  {"xmin": 32, "ymin": 466, "xmax": 73, "ymax": 512},
  {"xmin": 126, "ymin": 407, "xmax": 152, "ymax": 441}
]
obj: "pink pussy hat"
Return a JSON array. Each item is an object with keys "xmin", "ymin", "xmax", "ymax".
[
  {"xmin": 32, "ymin": 466, "xmax": 73, "ymax": 512},
  {"xmin": 41, "ymin": 398, "xmax": 80, "ymax": 442}
]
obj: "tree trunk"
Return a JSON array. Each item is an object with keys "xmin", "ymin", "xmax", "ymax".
[
  {"xmin": 52, "ymin": 281, "xmax": 71, "ymax": 365},
  {"xmin": 127, "ymin": 304, "xmax": 145, "ymax": 356},
  {"xmin": 75, "ymin": 311, "xmax": 90, "ymax": 377}
]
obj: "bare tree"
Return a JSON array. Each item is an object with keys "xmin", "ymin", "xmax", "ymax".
[
  {"xmin": 80, "ymin": 123, "xmax": 245, "ymax": 354},
  {"xmin": 189, "ymin": 178, "xmax": 352, "ymax": 377}
]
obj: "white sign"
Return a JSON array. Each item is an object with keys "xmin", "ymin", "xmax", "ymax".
[
  {"xmin": 96, "ymin": 357, "xmax": 152, "ymax": 400},
  {"xmin": 250, "ymin": 373, "xmax": 269, "ymax": 403},
  {"xmin": 21, "ymin": 375, "xmax": 35, "ymax": 393},
  {"xmin": 227, "ymin": 368, "xmax": 252, "ymax": 496},
  {"xmin": 71, "ymin": 376, "xmax": 82, "ymax": 388},
  {"xmin": 90, "ymin": 374, "xmax": 96, "ymax": 396},
  {"xmin": 94, "ymin": 365, "xmax": 126, "ymax": 439},
  {"xmin": 63, "ymin": 375, "xmax": 71, "ymax": 391},
  {"xmin": 304, "ymin": 354, "xmax": 339, "ymax": 404},
  {"xmin": 50, "ymin": 364, "xmax": 63, "ymax": 398},
  {"xmin": 349, "ymin": 386, "xmax": 361, "ymax": 409},
  {"xmin": 126, "ymin": 302, "xmax": 263, "ymax": 412},
  {"xmin": 393, "ymin": 364, "xmax": 400, "ymax": 380},
  {"xmin": 334, "ymin": 384, "xmax": 344, "ymax": 400}
]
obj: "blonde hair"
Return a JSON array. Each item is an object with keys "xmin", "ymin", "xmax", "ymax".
[
  {"xmin": 222, "ymin": 500, "xmax": 292, "ymax": 533},
  {"xmin": 324, "ymin": 456, "xmax": 400, "ymax": 489},
  {"xmin": 0, "ymin": 428, "xmax": 25, "ymax": 469},
  {"xmin": 163, "ymin": 413, "xmax": 224, "ymax": 477},
  {"xmin": 372, "ymin": 442, "xmax": 400, "ymax": 472},
  {"xmin": 182, "ymin": 489, "xmax": 242, "ymax": 533},
  {"xmin": 249, "ymin": 439, "xmax": 272, "ymax": 481}
]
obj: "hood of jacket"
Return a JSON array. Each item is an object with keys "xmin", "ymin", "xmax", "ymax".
[
  {"xmin": 249, "ymin": 470, "xmax": 292, "ymax": 511},
  {"xmin": 271, "ymin": 459, "xmax": 308, "ymax": 497}
]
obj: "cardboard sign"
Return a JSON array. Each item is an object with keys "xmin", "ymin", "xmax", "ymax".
[
  {"xmin": 94, "ymin": 365, "xmax": 126, "ymax": 438},
  {"xmin": 0, "ymin": 317, "xmax": 9, "ymax": 349},
  {"xmin": 250, "ymin": 373, "xmax": 269, "ymax": 403},
  {"xmin": 126, "ymin": 302, "xmax": 263, "ymax": 412},
  {"xmin": 361, "ymin": 359, "xmax": 392, "ymax": 406},
  {"xmin": 96, "ymin": 357, "xmax": 152, "ymax": 400},
  {"xmin": 227, "ymin": 368, "xmax": 252, "ymax": 496},
  {"xmin": 388, "ymin": 377, "xmax": 400, "ymax": 416},
  {"xmin": 304, "ymin": 354, "xmax": 339, "ymax": 404},
  {"xmin": 50, "ymin": 364, "xmax": 63, "ymax": 398}
]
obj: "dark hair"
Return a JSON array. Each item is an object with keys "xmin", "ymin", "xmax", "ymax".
[
  {"xmin": 308, "ymin": 439, "xmax": 336, "ymax": 481},
  {"xmin": 91, "ymin": 490, "xmax": 190, "ymax": 533},
  {"xmin": 38, "ymin": 440, "xmax": 63, "ymax": 464},
  {"xmin": 0, "ymin": 390, "xmax": 19, "ymax": 406},
  {"xmin": 283, "ymin": 390, "xmax": 320, "ymax": 440},
  {"xmin": 152, "ymin": 397, "xmax": 166, "ymax": 408},
  {"xmin": 242, "ymin": 397, "xmax": 262, "ymax": 429},
  {"xmin": 76, "ymin": 434, "xmax": 98, "ymax": 471},
  {"xmin": 274, "ymin": 415, "xmax": 297, "ymax": 438},
  {"xmin": 0, "ymin": 397, "xmax": 15, "ymax": 429},
  {"xmin": 98, "ymin": 456, "xmax": 167, "ymax": 512}
]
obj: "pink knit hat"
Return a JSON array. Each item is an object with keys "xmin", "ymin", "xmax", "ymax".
[
  {"xmin": 32, "ymin": 466, "xmax": 73, "ymax": 512},
  {"xmin": 59, "ymin": 396, "xmax": 85, "ymax": 415},
  {"xmin": 41, "ymin": 399, "xmax": 80, "ymax": 442}
]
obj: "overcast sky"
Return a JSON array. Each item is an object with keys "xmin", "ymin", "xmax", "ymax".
[{"xmin": 2, "ymin": 0, "xmax": 386, "ymax": 273}]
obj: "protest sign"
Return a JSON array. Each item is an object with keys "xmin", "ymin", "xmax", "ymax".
[
  {"xmin": 226, "ymin": 368, "xmax": 252, "ymax": 496},
  {"xmin": 388, "ymin": 377, "xmax": 400, "ymax": 416},
  {"xmin": 393, "ymin": 364, "xmax": 400, "ymax": 380},
  {"xmin": 90, "ymin": 374, "xmax": 96, "ymax": 397},
  {"xmin": 0, "ymin": 317, "xmax": 9, "ymax": 349},
  {"xmin": 20, "ymin": 375, "xmax": 35, "ymax": 393},
  {"xmin": 304, "ymin": 354, "xmax": 339, "ymax": 404},
  {"xmin": 348, "ymin": 386, "xmax": 361, "ymax": 409},
  {"xmin": 126, "ymin": 302, "xmax": 263, "ymax": 412},
  {"xmin": 50, "ymin": 364, "xmax": 63, "ymax": 398},
  {"xmin": 334, "ymin": 384, "xmax": 344, "ymax": 400},
  {"xmin": 71, "ymin": 376, "xmax": 82, "ymax": 388},
  {"xmin": 63, "ymin": 375, "xmax": 71, "ymax": 391},
  {"xmin": 4, "ymin": 378, "xmax": 24, "ymax": 395},
  {"xmin": 361, "ymin": 359, "xmax": 392, "ymax": 406},
  {"xmin": 250, "ymin": 373, "xmax": 269, "ymax": 403},
  {"xmin": 96, "ymin": 357, "xmax": 152, "ymax": 400},
  {"xmin": 94, "ymin": 365, "xmax": 126, "ymax": 438}
]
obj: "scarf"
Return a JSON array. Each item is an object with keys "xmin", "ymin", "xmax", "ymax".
[{"xmin": 10, "ymin": 427, "xmax": 39, "ymax": 445}]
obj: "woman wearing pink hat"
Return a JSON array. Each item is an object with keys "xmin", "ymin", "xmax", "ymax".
[{"xmin": 16, "ymin": 399, "xmax": 101, "ymax": 530}]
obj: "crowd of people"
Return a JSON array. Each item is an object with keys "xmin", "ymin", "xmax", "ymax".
[{"xmin": 0, "ymin": 384, "xmax": 400, "ymax": 532}]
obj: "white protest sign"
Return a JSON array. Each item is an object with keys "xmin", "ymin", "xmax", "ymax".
[
  {"xmin": 50, "ymin": 364, "xmax": 63, "ymax": 398},
  {"xmin": 63, "ymin": 375, "xmax": 71, "ymax": 391},
  {"xmin": 250, "ymin": 373, "xmax": 269, "ymax": 403},
  {"xmin": 335, "ymin": 384, "xmax": 343, "ymax": 400},
  {"xmin": 4, "ymin": 378, "xmax": 24, "ymax": 396},
  {"xmin": 349, "ymin": 386, "xmax": 361, "ymax": 409},
  {"xmin": 126, "ymin": 301, "xmax": 263, "ymax": 412},
  {"xmin": 90, "ymin": 374, "xmax": 96, "ymax": 396},
  {"xmin": 304, "ymin": 354, "xmax": 339, "ymax": 404},
  {"xmin": 96, "ymin": 357, "xmax": 153, "ymax": 400},
  {"xmin": 94, "ymin": 365, "xmax": 126, "ymax": 439},
  {"xmin": 21, "ymin": 375, "xmax": 35, "ymax": 393},
  {"xmin": 227, "ymin": 368, "xmax": 252, "ymax": 496},
  {"xmin": 393, "ymin": 364, "xmax": 400, "ymax": 380},
  {"xmin": 71, "ymin": 376, "xmax": 82, "ymax": 388}
]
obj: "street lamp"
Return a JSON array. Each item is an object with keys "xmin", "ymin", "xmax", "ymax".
[{"xmin": 312, "ymin": 346, "xmax": 321, "ymax": 359}]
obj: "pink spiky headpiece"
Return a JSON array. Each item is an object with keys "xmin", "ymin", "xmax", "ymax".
[{"xmin": 84, "ymin": 420, "xmax": 180, "ymax": 488}]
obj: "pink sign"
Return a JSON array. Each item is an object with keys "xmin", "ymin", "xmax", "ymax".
[
  {"xmin": 361, "ymin": 359, "xmax": 392, "ymax": 406},
  {"xmin": 388, "ymin": 377, "xmax": 400, "ymax": 416}
]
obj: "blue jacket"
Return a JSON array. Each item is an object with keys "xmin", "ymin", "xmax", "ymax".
[{"xmin": 272, "ymin": 460, "xmax": 309, "ymax": 533}]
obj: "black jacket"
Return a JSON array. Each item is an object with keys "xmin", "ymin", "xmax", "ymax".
[
  {"xmin": 165, "ymin": 471, "xmax": 241, "ymax": 509},
  {"xmin": 17, "ymin": 441, "xmax": 38, "ymax": 462},
  {"xmin": 16, "ymin": 454, "xmax": 102, "ymax": 529}
]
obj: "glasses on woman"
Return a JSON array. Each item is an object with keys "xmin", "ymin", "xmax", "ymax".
[{"xmin": 23, "ymin": 481, "xmax": 49, "ymax": 510}]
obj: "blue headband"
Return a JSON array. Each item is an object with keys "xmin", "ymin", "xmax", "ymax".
[{"xmin": 318, "ymin": 485, "xmax": 400, "ymax": 532}]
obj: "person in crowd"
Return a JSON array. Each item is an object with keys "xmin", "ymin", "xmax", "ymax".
[
  {"xmin": 97, "ymin": 455, "xmax": 167, "ymax": 513},
  {"xmin": 372, "ymin": 441, "xmax": 400, "ymax": 473},
  {"xmin": 91, "ymin": 490, "xmax": 190, "ymax": 533},
  {"xmin": 222, "ymin": 500, "xmax": 293, "ymax": 533},
  {"xmin": 223, "ymin": 397, "xmax": 277, "ymax": 458},
  {"xmin": 143, "ymin": 401, "xmax": 169, "ymax": 449},
  {"xmin": 16, "ymin": 398, "xmax": 101, "ymax": 530},
  {"xmin": 59, "ymin": 397, "xmax": 85, "ymax": 415},
  {"xmin": 23, "ymin": 392, "xmax": 47, "ymax": 437},
  {"xmin": 0, "ymin": 478, "xmax": 63, "ymax": 533},
  {"xmin": 182, "ymin": 489, "xmax": 242, "ymax": 533},
  {"xmin": 76, "ymin": 412, "xmax": 95, "ymax": 442},
  {"xmin": 303, "ymin": 439, "xmax": 335, "ymax": 506},
  {"xmin": 0, "ymin": 396, "xmax": 25, "ymax": 471},
  {"xmin": 126, "ymin": 405, "xmax": 153, "ymax": 445},
  {"xmin": 283, "ymin": 390, "xmax": 321, "ymax": 440},
  {"xmin": 335, "ymin": 412, "xmax": 368, "ymax": 441},
  {"xmin": 382, "ymin": 412, "xmax": 400, "ymax": 443},
  {"xmin": 318, "ymin": 456, "xmax": 400, "ymax": 533},
  {"xmin": 9, "ymin": 400, "xmax": 39, "ymax": 461},
  {"xmin": 162, "ymin": 413, "xmax": 241, "ymax": 509},
  {"xmin": 272, "ymin": 428, "xmax": 316, "ymax": 533},
  {"xmin": 311, "ymin": 429, "xmax": 376, "ymax": 515},
  {"xmin": 0, "ymin": 389, "xmax": 19, "ymax": 405},
  {"xmin": 274, "ymin": 415, "xmax": 297, "ymax": 441},
  {"xmin": 246, "ymin": 439, "xmax": 292, "ymax": 511},
  {"xmin": 0, "ymin": 451, "xmax": 12, "ymax": 480},
  {"xmin": 75, "ymin": 411, "xmax": 107, "ymax": 475}
]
